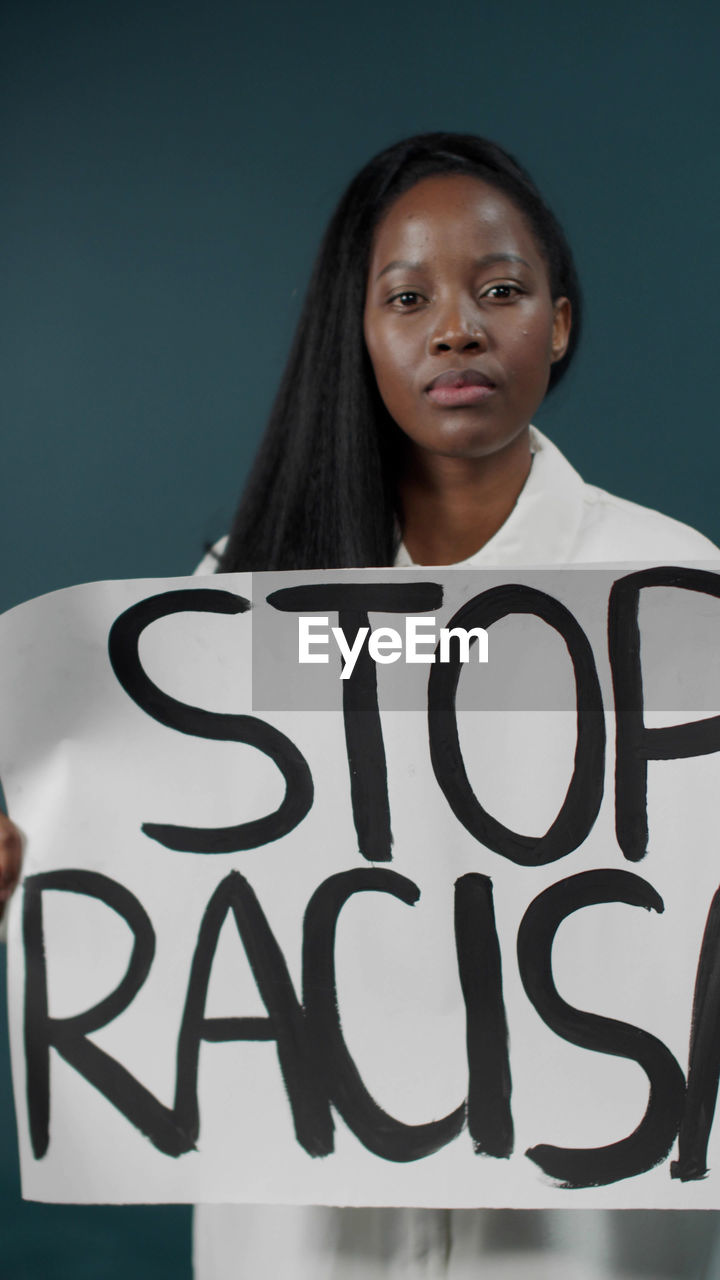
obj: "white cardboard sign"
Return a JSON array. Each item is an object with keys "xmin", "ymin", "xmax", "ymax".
[{"xmin": 2, "ymin": 566, "xmax": 720, "ymax": 1208}]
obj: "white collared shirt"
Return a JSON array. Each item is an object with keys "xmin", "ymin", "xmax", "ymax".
[{"xmin": 391, "ymin": 426, "xmax": 717, "ymax": 569}]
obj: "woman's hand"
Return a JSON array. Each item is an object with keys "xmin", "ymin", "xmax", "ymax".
[{"xmin": 0, "ymin": 813, "xmax": 22, "ymax": 919}]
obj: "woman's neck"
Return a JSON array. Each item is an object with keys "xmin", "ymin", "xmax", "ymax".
[{"xmin": 398, "ymin": 430, "xmax": 532, "ymax": 566}]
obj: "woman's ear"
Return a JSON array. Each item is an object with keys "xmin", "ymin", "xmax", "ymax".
[{"xmin": 551, "ymin": 297, "xmax": 572, "ymax": 363}]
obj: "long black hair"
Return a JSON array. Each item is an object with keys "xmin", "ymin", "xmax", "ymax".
[{"xmin": 219, "ymin": 132, "xmax": 582, "ymax": 573}]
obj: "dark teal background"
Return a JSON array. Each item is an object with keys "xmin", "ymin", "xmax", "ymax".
[{"xmin": 2, "ymin": 1, "xmax": 719, "ymax": 1275}]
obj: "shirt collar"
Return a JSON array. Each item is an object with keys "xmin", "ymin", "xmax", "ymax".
[{"xmin": 394, "ymin": 427, "xmax": 586, "ymax": 569}]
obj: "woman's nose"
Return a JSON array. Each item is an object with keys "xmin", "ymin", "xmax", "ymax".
[{"xmin": 430, "ymin": 305, "xmax": 487, "ymax": 354}]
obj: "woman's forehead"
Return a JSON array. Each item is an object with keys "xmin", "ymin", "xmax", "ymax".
[{"xmin": 370, "ymin": 173, "xmax": 542, "ymax": 268}]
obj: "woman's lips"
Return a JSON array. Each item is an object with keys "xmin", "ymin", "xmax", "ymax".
[{"xmin": 426, "ymin": 369, "xmax": 496, "ymax": 407}]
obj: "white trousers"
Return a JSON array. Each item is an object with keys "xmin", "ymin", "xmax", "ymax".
[{"xmin": 193, "ymin": 1205, "xmax": 719, "ymax": 1279}]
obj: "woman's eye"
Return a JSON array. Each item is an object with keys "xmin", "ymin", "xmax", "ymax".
[
  {"xmin": 390, "ymin": 291, "xmax": 422, "ymax": 308},
  {"xmin": 483, "ymin": 283, "xmax": 520, "ymax": 301}
]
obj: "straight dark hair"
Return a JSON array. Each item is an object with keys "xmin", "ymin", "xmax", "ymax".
[{"xmin": 219, "ymin": 132, "xmax": 582, "ymax": 573}]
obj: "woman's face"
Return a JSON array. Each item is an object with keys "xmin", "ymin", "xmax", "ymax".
[{"xmin": 363, "ymin": 173, "xmax": 571, "ymax": 463}]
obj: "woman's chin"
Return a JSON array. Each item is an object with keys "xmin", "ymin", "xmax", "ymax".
[{"xmin": 407, "ymin": 421, "xmax": 532, "ymax": 465}]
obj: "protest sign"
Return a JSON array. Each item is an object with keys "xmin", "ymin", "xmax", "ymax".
[{"xmin": 2, "ymin": 565, "xmax": 720, "ymax": 1208}]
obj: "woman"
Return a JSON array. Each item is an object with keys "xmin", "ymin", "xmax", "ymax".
[{"xmin": 3, "ymin": 133, "xmax": 719, "ymax": 1277}]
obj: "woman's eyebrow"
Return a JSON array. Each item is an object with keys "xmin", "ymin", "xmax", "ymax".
[
  {"xmin": 375, "ymin": 258, "xmax": 421, "ymax": 281},
  {"xmin": 475, "ymin": 252, "xmax": 532, "ymax": 270},
  {"xmin": 374, "ymin": 251, "xmax": 532, "ymax": 282}
]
